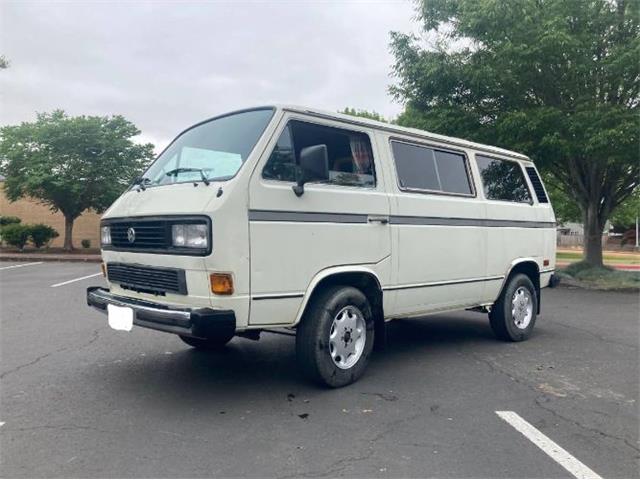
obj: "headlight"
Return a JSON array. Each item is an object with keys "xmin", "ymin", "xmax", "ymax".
[
  {"xmin": 172, "ymin": 223, "xmax": 208, "ymax": 248},
  {"xmin": 101, "ymin": 226, "xmax": 111, "ymax": 245}
]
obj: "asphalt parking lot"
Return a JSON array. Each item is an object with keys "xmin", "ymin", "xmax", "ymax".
[{"xmin": 1, "ymin": 261, "xmax": 638, "ymax": 478}]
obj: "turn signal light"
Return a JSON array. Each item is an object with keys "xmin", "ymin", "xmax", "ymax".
[
  {"xmin": 210, "ymin": 273, "xmax": 234, "ymax": 295},
  {"xmin": 101, "ymin": 263, "xmax": 107, "ymax": 277},
  {"xmin": 543, "ymin": 259, "xmax": 550, "ymax": 266}
]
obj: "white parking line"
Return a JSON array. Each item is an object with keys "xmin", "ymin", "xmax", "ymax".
[
  {"xmin": 496, "ymin": 411, "xmax": 601, "ymax": 479},
  {"xmin": 0, "ymin": 262, "xmax": 43, "ymax": 271},
  {"xmin": 51, "ymin": 272, "xmax": 102, "ymax": 288}
]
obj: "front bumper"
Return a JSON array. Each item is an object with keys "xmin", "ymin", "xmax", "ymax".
[{"xmin": 87, "ymin": 287, "xmax": 235, "ymax": 339}]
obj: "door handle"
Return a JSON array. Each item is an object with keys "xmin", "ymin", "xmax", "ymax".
[{"xmin": 367, "ymin": 215, "xmax": 389, "ymax": 224}]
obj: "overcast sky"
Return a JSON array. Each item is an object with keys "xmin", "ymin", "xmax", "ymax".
[{"xmin": 1, "ymin": 0, "xmax": 420, "ymax": 151}]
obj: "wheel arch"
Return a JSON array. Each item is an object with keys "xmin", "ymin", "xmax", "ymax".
[
  {"xmin": 499, "ymin": 259, "xmax": 541, "ymax": 313},
  {"xmin": 293, "ymin": 266, "xmax": 385, "ymax": 344}
]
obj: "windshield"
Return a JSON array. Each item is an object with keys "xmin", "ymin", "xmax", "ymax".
[{"xmin": 141, "ymin": 108, "xmax": 274, "ymax": 187}]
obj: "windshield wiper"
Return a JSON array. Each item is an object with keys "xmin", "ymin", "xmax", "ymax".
[
  {"xmin": 132, "ymin": 176, "xmax": 151, "ymax": 191},
  {"xmin": 165, "ymin": 167, "xmax": 210, "ymax": 186}
]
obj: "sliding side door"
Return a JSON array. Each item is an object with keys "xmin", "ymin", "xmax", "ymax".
[{"xmin": 386, "ymin": 137, "xmax": 487, "ymax": 317}]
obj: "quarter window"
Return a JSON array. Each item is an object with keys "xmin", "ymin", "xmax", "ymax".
[
  {"xmin": 391, "ymin": 141, "xmax": 473, "ymax": 195},
  {"xmin": 476, "ymin": 155, "xmax": 531, "ymax": 203},
  {"xmin": 263, "ymin": 121, "xmax": 376, "ymax": 187}
]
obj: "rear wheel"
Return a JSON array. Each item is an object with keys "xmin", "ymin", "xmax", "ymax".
[
  {"xmin": 179, "ymin": 332, "xmax": 234, "ymax": 350},
  {"xmin": 296, "ymin": 285, "xmax": 374, "ymax": 388},
  {"xmin": 490, "ymin": 273, "xmax": 538, "ymax": 341}
]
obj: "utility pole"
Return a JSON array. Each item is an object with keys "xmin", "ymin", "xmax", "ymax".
[{"xmin": 636, "ymin": 216, "xmax": 639, "ymax": 249}]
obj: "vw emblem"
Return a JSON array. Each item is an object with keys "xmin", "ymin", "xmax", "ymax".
[{"xmin": 127, "ymin": 227, "xmax": 136, "ymax": 243}]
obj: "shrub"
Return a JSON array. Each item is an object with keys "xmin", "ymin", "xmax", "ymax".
[
  {"xmin": 81, "ymin": 239, "xmax": 91, "ymax": 249},
  {"xmin": 0, "ymin": 216, "xmax": 21, "ymax": 226},
  {"xmin": 1, "ymin": 224, "xmax": 31, "ymax": 250},
  {"xmin": 561, "ymin": 261, "xmax": 640, "ymax": 290},
  {"xmin": 29, "ymin": 224, "xmax": 59, "ymax": 248}
]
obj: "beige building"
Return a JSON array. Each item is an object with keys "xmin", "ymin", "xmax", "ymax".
[{"xmin": 0, "ymin": 178, "xmax": 100, "ymax": 249}]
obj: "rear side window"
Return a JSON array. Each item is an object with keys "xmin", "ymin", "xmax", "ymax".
[
  {"xmin": 476, "ymin": 155, "xmax": 531, "ymax": 203},
  {"xmin": 525, "ymin": 166, "xmax": 549, "ymax": 203},
  {"xmin": 391, "ymin": 141, "xmax": 473, "ymax": 195},
  {"xmin": 263, "ymin": 121, "xmax": 375, "ymax": 187}
]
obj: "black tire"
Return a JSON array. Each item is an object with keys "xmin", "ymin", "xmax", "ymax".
[
  {"xmin": 296, "ymin": 285, "xmax": 375, "ymax": 388},
  {"xmin": 490, "ymin": 273, "xmax": 538, "ymax": 342},
  {"xmin": 179, "ymin": 332, "xmax": 234, "ymax": 350}
]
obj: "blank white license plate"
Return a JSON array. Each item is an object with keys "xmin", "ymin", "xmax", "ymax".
[{"xmin": 107, "ymin": 304, "xmax": 134, "ymax": 332}]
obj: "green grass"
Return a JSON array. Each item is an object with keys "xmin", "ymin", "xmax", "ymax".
[
  {"xmin": 559, "ymin": 262, "xmax": 640, "ymax": 290},
  {"xmin": 557, "ymin": 251, "xmax": 640, "ymax": 265}
]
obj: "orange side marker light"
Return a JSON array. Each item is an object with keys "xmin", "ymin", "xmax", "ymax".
[{"xmin": 210, "ymin": 273, "xmax": 234, "ymax": 295}]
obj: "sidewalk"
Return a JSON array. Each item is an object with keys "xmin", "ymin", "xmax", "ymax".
[{"xmin": 0, "ymin": 252, "xmax": 101, "ymax": 263}]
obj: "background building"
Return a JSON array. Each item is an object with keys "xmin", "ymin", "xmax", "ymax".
[{"xmin": 0, "ymin": 177, "xmax": 100, "ymax": 249}]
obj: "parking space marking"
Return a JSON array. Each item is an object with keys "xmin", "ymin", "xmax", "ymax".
[
  {"xmin": 51, "ymin": 272, "xmax": 102, "ymax": 288},
  {"xmin": 0, "ymin": 262, "xmax": 43, "ymax": 271},
  {"xmin": 496, "ymin": 411, "xmax": 601, "ymax": 479}
]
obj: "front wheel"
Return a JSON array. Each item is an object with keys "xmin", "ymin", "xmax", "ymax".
[
  {"xmin": 296, "ymin": 286, "xmax": 374, "ymax": 388},
  {"xmin": 489, "ymin": 273, "xmax": 538, "ymax": 342}
]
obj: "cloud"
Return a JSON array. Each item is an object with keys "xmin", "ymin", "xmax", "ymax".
[{"xmin": 0, "ymin": 0, "xmax": 418, "ymax": 151}]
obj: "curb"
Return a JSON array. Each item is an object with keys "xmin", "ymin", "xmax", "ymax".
[{"xmin": 0, "ymin": 255, "xmax": 101, "ymax": 263}]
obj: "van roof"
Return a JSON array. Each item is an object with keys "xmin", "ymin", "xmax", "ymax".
[{"xmin": 265, "ymin": 104, "xmax": 530, "ymax": 162}]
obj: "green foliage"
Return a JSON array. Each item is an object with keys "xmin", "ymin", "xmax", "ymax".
[
  {"xmin": 610, "ymin": 188, "xmax": 640, "ymax": 228},
  {"xmin": 29, "ymin": 224, "xmax": 59, "ymax": 248},
  {"xmin": 391, "ymin": 0, "xmax": 639, "ymax": 265},
  {"xmin": 0, "ymin": 216, "xmax": 21, "ymax": 226},
  {"xmin": 1, "ymin": 224, "xmax": 31, "ymax": 250},
  {"xmin": 81, "ymin": 239, "xmax": 91, "ymax": 249},
  {"xmin": 340, "ymin": 107, "xmax": 388, "ymax": 123},
  {"xmin": 0, "ymin": 110, "xmax": 155, "ymax": 249},
  {"xmin": 544, "ymin": 178, "xmax": 581, "ymax": 224}
]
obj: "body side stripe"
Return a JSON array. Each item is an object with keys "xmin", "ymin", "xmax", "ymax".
[{"xmin": 249, "ymin": 210, "xmax": 555, "ymax": 229}]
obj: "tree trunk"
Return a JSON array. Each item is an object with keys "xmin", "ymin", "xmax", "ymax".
[
  {"xmin": 63, "ymin": 215, "xmax": 75, "ymax": 251},
  {"xmin": 583, "ymin": 203, "xmax": 604, "ymax": 267}
]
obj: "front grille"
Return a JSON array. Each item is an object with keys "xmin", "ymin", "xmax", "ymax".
[
  {"xmin": 110, "ymin": 220, "xmax": 169, "ymax": 250},
  {"xmin": 107, "ymin": 263, "xmax": 187, "ymax": 295},
  {"xmin": 102, "ymin": 216, "xmax": 211, "ymax": 256}
]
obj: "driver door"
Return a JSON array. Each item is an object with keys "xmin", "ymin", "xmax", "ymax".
[{"xmin": 247, "ymin": 114, "xmax": 392, "ymax": 326}]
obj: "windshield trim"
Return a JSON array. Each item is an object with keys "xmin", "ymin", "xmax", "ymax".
[{"xmin": 132, "ymin": 106, "xmax": 276, "ymax": 190}]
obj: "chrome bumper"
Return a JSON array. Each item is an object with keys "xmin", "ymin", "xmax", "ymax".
[{"xmin": 86, "ymin": 287, "xmax": 235, "ymax": 339}]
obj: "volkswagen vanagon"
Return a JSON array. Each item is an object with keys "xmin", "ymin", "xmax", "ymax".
[{"xmin": 87, "ymin": 105, "xmax": 558, "ymax": 387}]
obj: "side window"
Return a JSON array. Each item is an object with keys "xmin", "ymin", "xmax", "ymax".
[
  {"xmin": 476, "ymin": 155, "xmax": 531, "ymax": 203},
  {"xmin": 391, "ymin": 141, "xmax": 473, "ymax": 195},
  {"xmin": 262, "ymin": 120, "xmax": 376, "ymax": 187}
]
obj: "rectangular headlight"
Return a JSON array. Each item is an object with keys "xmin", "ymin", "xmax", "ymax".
[
  {"xmin": 101, "ymin": 226, "xmax": 111, "ymax": 245},
  {"xmin": 172, "ymin": 223, "xmax": 208, "ymax": 248}
]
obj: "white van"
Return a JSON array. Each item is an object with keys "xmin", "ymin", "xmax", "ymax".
[{"xmin": 88, "ymin": 105, "xmax": 558, "ymax": 387}]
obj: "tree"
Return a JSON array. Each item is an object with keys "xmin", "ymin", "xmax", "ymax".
[
  {"xmin": 610, "ymin": 188, "xmax": 640, "ymax": 228},
  {"xmin": 390, "ymin": 0, "xmax": 639, "ymax": 267},
  {"xmin": 0, "ymin": 111, "xmax": 155, "ymax": 250},
  {"xmin": 0, "ymin": 55, "xmax": 9, "ymax": 69},
  {"xmin": 340, "ymin": 107, "xmax": 388, "ymax": 122},
  {"xmin": 543, "ymin": 177, "xmax": 582, "ymax": 225}
]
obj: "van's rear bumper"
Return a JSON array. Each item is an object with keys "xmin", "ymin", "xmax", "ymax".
[{"xmin": 86, "ymin": 287, "xmax": 235, "ymax": 339}]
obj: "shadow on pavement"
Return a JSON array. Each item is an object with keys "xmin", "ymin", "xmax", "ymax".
[{"xmin": 85, "ymin": 312, "xmax": 501, "ymax": 408}]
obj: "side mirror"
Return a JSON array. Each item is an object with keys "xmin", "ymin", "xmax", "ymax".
[{"xmin": 292, "ymin": 144, "xmax": 329, "ymax": 197}]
